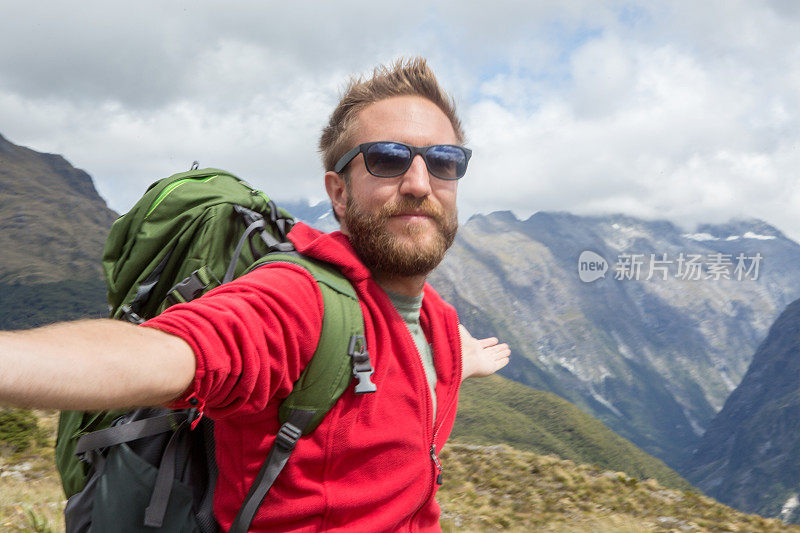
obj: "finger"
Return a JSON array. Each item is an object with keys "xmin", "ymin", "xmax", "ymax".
[
  {"xmin": 477, "ymin": 337, "xmax": 499, "ymax": 348},
  {"xmin": 486, "ymin": 343, "xmax": 510, "ymax": 356},
  {"xmin": 492, "ymin": 344, "xmax": 510, "ymax": 356}
]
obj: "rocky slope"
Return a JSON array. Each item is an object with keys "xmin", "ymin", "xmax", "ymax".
[
  {"xmin": 685, "ymin": 297, "xmax": 800, "ymax": 522},
  {"xmin": 0, "ymin": 133, "xmax": 117, "ymax": 284},
  {"xmin": 0, "ymin": 133, "xmax": 114, "ymax": 328}
]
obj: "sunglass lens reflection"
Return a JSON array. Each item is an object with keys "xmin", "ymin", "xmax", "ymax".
[
  {"xmin": 365, "ymin": 142, "xmax": 411, "ymax": 177},
  {"xmin": 426, "ymin": 145, "xmax": 465, "ymax": 179}
]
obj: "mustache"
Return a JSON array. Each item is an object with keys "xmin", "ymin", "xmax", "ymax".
[{"xmin": 380, "ymin": 197, "xmax": 447, "ymax": 221}]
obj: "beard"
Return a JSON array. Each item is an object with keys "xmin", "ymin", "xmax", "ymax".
[{"xmin": 344, "ymin": 194, "xmax": 458, "ymax": 277}]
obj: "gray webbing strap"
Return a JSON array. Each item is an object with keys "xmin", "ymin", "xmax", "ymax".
[
  {"xmin": 75, "ymin": 410, "xmax": 195, "ymax": 528},
  {"xmin": 223, "ymin": 218, "xmax": 266, "ymax": 284},
  {"xmin": 74, "ymin": 412, "xmax": 184, "ymax": 454},
  {"xmin": 144, "ymin": 425, "xmax": 185, "ymax": 527},
  {"xmin": 228, "ymin": 409, "xmax": 316, "ymax": 533},
  {"xmin": 122, "ymin": 248, "xmax": 174, "ymax": 323}
]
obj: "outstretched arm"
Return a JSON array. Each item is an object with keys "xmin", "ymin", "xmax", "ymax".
[
  {"xmin": 459, "ymin": 324, "xmax": 510, "ymax": 382},
  {"xmin": 0, "ymin": 319, "xmax": 195, "ymax": 410}
]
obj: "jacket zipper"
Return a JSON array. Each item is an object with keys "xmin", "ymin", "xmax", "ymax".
[
  {"xmin": 384, "ymin": 289, "xmax": 461, "ymax": 529},
  {"xmin": 424, "ymin": 310, "xmax": 461, "ymax": 492},
  {"xmin": 430, "ymin": 391, "xmax": 457, "ymax": 484},
  {"xmin": 387, "ymin": 300, "xmax": 436, "ymax": 527},
  {"xmin": 409, "ymin": 341, "xmax": 460, "ymax": 529}
]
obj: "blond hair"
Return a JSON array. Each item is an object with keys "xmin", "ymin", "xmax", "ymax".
[{"xmin": 319, "ymin": 57, "xmax": 465, "ymax": 172}]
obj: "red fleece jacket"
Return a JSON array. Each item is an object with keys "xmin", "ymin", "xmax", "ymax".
[{"xmin": 143, "ymin": 223, "xmax": 462, "ymax": 532}]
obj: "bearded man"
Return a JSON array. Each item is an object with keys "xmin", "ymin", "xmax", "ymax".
[{"xmin": 0, "ymin": 57, "xmax": 509, "ymax": 531}]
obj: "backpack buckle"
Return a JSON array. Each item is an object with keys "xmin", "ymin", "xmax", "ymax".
[
  {"xmin": 274, "ymin": 422, "xmax": 302, "ymax": 452},
  {"xmin": 167, "ymin": 268, "xmax": 217, "ymax": 305},
  {"xmin": 348, "ymin": 335, "xmax": 377, "ymax": 394},
  {"xmin": 120, "ymin": 305, "xmax": 145, "ymax": 325}
]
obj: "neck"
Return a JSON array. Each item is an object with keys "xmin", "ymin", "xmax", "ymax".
[{"xmin": 373, "ymin": 272, "xmax": 427, "ymax": 297}]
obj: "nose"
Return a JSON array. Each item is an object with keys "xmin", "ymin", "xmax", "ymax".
[{"xmin": 398, "ymin": 154, "xmax": 432, "ymax": 198}]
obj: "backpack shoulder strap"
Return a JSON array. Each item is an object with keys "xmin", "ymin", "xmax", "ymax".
[
  {"xmin": 251, "ymin": 251, "xmax": 376, "ymax": 432},
  {"xmin": 230, "ymin": 251, "xmax": 376, "ymax": 533}
]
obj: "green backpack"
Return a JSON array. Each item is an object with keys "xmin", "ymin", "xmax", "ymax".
[{"xmin": 55, "ymin": 167, "xmax": 377, "ymax": 533}]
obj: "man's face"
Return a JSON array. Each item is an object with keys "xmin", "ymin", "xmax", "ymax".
[{"xmin": 336, "ymin": 96, "xmax": 460, "ymax": 277}]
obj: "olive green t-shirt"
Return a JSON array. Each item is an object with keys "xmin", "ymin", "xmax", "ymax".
[{"xmin": 386, "ymin": 290, "xmax": 437, "ymax": 419}]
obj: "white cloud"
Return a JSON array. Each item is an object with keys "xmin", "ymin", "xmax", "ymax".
[
  {"xmin": 3, "ymin": 1, "xmax": 800, "ymax": 238},
  {"xmin": 458, "ymin": 1, "xmax": 800, "ymax": 238}
]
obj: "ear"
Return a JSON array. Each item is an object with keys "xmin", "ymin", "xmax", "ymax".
[{"xmin": 325, "ymin": 170, "xmax": 348, "ymax": 222}]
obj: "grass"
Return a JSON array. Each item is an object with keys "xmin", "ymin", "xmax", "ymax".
[
  {"xmin": 0, "ymin": 411, "xmax": 65, "ymax": 532},
  {"xmin": 438, "ymin": 442, "xmax": 799, "ymax": 532},
  {"xmin": 1, "ymin": 412, "xmax": 797, "ymax": 532},
  {"xmin": 0, "ymin": 279, "xmax": 107, "ymax": 331}
]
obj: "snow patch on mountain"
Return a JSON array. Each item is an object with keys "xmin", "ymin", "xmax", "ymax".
[
  {"xmin": 781, "ymin": 494, "xmax": 799, "ymax": 523},
  {"xmin": 683, "ymin": 233, "xmax": 719, "ymax": 241},
  {"xmin": 589, "ymin": 385, "xmax": 623, "ymax": 418},
  {"xmin": 743, "ymin": 232, "xmax": 777, "ymax": 240},
  {"xmin": 683, "ymin": 232, "xmax": 777, "ymax": 242}
]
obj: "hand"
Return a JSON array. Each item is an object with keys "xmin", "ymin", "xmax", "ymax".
[{"xmin": 459, "ymin": 324, "xmax": 510, "ymax": 382}]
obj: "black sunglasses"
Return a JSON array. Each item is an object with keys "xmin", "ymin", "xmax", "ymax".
[{"xmin": 333, "ymin": 141, "xmax": 472, "ymax": 180}]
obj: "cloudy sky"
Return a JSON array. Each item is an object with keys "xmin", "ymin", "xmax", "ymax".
[{"xmin": 2, "ymin": 1, "xmax": 800, "ymax": 238}]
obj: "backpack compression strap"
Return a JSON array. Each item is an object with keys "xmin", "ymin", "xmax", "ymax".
[
  {"xmin": 229, "ymin": 253, "xmax": 375, "ymax": 533},
  {"xmin": 73, "ymin": 409, "xmax": 200, "ymax": 529}
]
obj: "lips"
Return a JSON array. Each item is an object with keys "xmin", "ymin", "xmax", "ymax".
[
  {"xmin": 391, "ymin": 212, "xmax": 436, "ymax": 227},
  {"xmin": 390, "ymin": 206, "xmax": 437, "ymax": 218},
  {"xmin": 394, "ymin": 211, "xmax": 432, "ymax": 218}
]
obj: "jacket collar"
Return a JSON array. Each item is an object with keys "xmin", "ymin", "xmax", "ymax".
[{"xmin": 288, "ymin": 222, "xmax": 372, "ymax": 283}]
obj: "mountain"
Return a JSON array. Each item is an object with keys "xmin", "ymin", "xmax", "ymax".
[
  {"xmin": 276, "ymin": 199, "xmax": 338, "ymax": 233},
  {"xmin": 454, "ymin": 374, "xmax": 690, "ymax": 491},
  {"xmin": 685, "ymin": 297, "xmax": 800, "ymax": 522},
  {"xmin": 0, "ymin": 279, "xmax": 108, "ymax": 330},
  {"xmin": 0, "ymin": 133, "xmax": 117, "ymax": 284},
  {"xmin": 0, "ymin": 134, "xmax": 115, "ymax": 328},
  {"xmin": 430, "ymin": 211, "xmax": 800, "ymax": 470}
]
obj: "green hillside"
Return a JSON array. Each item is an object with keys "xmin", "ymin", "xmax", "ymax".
[
  {"xmin": 0, "ymin": 279, "xmax": 107, "ymax": 330},
  {"xmin": 454, "ymin": 374, "xmax": 691, "ymax": 491}
]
